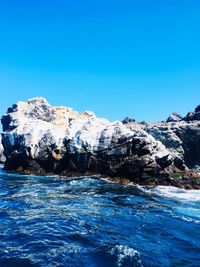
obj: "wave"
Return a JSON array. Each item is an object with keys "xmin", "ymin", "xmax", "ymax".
[
  {"xmin": 1, "ymin": 166, "xmax": 199, "ymax": 203},
  {"xmin": 110, "ymin": 245, "xmax": 143, "ymax": 267},
  {"xmin": 149, "ymin": 186, "xmax": 200, "ymax": 202}
]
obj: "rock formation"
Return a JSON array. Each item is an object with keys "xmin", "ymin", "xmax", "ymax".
[
  {"xmin": 1, "ymin": 98, "xmax": 200, "ymax": 188},
  {"xmin": 153, "ymin": 105, "xmax": 200, "ymax": 170},
  {"xmin": 122, "ymin": 117, "xmax": 136, "ymax": 124},
  {"xmin": 0, "ymin": 136, "xmax": 5, "ymax": 164},
  {"xmin": 145, "ymin": 121, "xmax": 200, "ymax": 169},
  {"xmin": 166, "ymin": 112, "xmax": 182, "ymax": 123}
]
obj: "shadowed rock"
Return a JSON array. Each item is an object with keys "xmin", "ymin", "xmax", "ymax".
[
  {"xmin": 183, "ymin": 105, "xmax": 200, "ymax": 121},
  {"xmin": 0, "ymin": 136, "xmax": 5, "ymax": 164},
  {"xmin": 122, "ymin": 117, "xmax": 136, "ymax": 124}
]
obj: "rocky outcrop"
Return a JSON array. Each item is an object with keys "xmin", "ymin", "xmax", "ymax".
[
  {"xmin": 0, "ymin": 136, "xmax": 5, "ymax": 164},
  {"xmin": 166, "ymin": 105, "xmax": 200, "ymax": 123},
  {"xmin": 144, "ymin": 121, "xmax": 200, "ymax": 170},
  {"xmin": 145, "ymin": 105, "xmax": 200, "ymax": 170},
  {"xmin": 166, "ymin": 112, "xmax": 182, "ymax": 123},
  {"xmin": 183, "ymin": 105, "xmax": 200, "ymax": 121},
  {"xmin": 122, "ymin": 117, "xmax": 136, "ymax": 124},
  {"xmin": 125, "ymin": 105, "xmax": 200, "ymax": 186},
  {"xmin": 1, "ymin": 98, "xmax": 200, "ymax": 188},
  {"xmin": 1, "ymin": 98, "xmax": 174, "ymax": 180}
]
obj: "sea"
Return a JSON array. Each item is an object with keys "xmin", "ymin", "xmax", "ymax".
[{"xmin": 0, "ymin": 167, "xmax": 199, "ymax": 267}]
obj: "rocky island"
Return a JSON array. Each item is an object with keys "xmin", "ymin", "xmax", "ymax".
[{"xmin": 1, "ymin": 97, "xmax": 200, "ymax": 188}]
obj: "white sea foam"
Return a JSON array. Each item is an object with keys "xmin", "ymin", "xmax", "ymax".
[
  {"xmin": 150, "ymin": 186, "xmax": 200, "ymax": 202},
  {"xmin": 110, "ymin": 245, "xmax": 143, "ymax": 267}
]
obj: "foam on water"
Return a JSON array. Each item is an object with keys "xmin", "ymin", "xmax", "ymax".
[
  {"xmin": 0, "ymin": 168, "xmax": 200, "ymax": 266},
  {"xmin": 149, "ymin": 186, "xmax": 200, "ymax": 202},
  {"xmin": 110, "ymin": 245, "xmax": 143, "ymax": 267}
]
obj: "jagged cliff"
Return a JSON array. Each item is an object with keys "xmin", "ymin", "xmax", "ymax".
[
  {"xmin": 1, "ymin": 97, "xmax": 200, "ymax": 188},
  {"xmin": 125, "ymin": 110, "xmax": 200, "ymax": 171}
]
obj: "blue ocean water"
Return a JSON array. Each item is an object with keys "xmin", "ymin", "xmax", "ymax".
[{"xmin": 0, "ymin": 168, "xmax": 199, "ymax": 267}]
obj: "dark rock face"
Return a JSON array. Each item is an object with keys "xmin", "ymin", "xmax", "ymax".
[
  {"xmin": 122, "ymin": 117, "xmax": 136, "ymax": 124},
  {"xmin": 0, "ymin": 136, "xmax": 5, "ymax": 164},
  {"xmin": 193, "ymin": 112, "xmax": 200, "ymax": 121},
  {"xmin": 176, "ymin": 124, "xmax": 200, "ymax": 168},
  {"xmin": 1, "ymin": 114, "xmax": 15, "ymax": 132},
  {"xmin": 184, "ymin": 112, "xmax": 195, "ymax": 121},
  {"xmin": 183, "ymin": 105, "xmax": 200, "ymax": 121},
  {"xmin": 195, "ymin": 105, "xmax": 200, "ymax": 113},
  {"xmin": 1, "ymin": 97, "xmax": 200, "ymax": 188}
]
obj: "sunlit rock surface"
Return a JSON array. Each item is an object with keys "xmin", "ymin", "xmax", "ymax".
[
  {"xmin": 166, "ymin": 112, "xmax": 182, "ymax": 123},
  {"xmin": 1, "ymin": 97, "xmax": 200, "ymax": 187},
  {"xmin": 145, "ymin": 121, "xmax": 200, "ymax": 169}
]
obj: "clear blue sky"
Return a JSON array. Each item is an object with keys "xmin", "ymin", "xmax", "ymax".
[{"xmin": 0, "ymin": 0, "xmax": 200, "ymax": 122}]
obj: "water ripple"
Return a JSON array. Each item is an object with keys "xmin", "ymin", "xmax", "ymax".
[{"xmin": 0, "ymin": 169, "xmax": 199, "ymax": 267}]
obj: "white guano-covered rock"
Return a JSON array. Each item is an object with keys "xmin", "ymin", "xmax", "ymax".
[{"xmin": 1, "ymin": 97, "xmax": 173, "ymax": 180}]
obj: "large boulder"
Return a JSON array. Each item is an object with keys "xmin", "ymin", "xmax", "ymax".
[{"xmin": 1, "ymin": 97, "xmax": 174, "ymax": 183}]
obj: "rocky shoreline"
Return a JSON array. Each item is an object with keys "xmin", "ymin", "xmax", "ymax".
[{"xmin": 1, "ymin": 97, "xmax": 200, "ymax": 188}]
